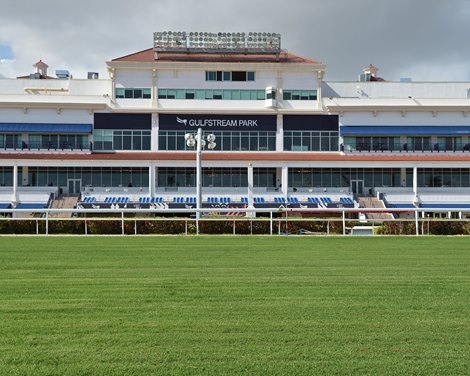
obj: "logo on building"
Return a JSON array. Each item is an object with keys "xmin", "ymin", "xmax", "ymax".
[
  {"xmin": 175, "ymin": 116, "xmax": 258, "ymax": 128},
  {"xmin": 176, "ymin": 117, "xmax": 188, "ymax": 126}
]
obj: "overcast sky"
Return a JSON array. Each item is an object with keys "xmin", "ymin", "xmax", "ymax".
[{"xmin": 1, "ymin": 0, "xmax": 470, "ymax": 81}]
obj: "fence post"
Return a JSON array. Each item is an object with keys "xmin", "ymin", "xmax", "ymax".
[
  {"xmin": 415, "ymin": 209, "xmax": 419, "ymax": 236},
  {"xmin": 134, "ymin": 219, "xmax": 137, "ymax": 235},
  {"xmin": 121, "ymin": 211, "xmax": 124, "ymax": 236},
  {"xmin": 233, "ymin": 219, "xmax": 236, "ymax": 235},
  {"xmin": 45, "ymin": 212, "xmax": 49, "ymax": 236},
  {"xmin": 342, "ymin": 210, "xmax": 346, "ymax": 236},
  {"xmin": 270, "ymin": 211, "xmax": 273, "ymax": 235},
  {"xmin": 36, "ymin": 219, "xmax": 39, "ymax": 235},
  {"xmin": 85, "ymin": 219, "xmax": 87, "ymax": 235}
]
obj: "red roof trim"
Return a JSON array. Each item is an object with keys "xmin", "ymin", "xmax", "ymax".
[
  {"xmin": 2, "ymin": 152, "xmax": 470, "ymax": 162},
  {"xmin": 111, "ymin": 48, "xmax": 321, "ymax": 65}
]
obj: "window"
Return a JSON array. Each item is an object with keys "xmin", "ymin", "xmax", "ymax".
[
  {"xmin": 158, "ymin": 89, "xmax": 266, "ymax": 100},
  {"xmin": 93, "ymin": 130, "xmax": 151, "ymax": 151},
  {"xmin": 115, "ymin": 87, "xmax": 152, "ymax": 99},
  {"xmin": 284, "ymin": 131, "xmax": 339, "ymax": 152},
  {"xmin": 205, "ymin": 71, "xmax": 255, "ymax": 82},
  {"xmin": 283, "ymin": 90, "xmax": 317, "ymax": 101},
  {"xmin": 158, "ymin": 130, "xmax": 276, "ymax": 151}
]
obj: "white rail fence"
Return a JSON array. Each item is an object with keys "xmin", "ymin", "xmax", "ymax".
[{"xmin": 1, "ymin": 207, "xmax": 470, "ymax": 235}]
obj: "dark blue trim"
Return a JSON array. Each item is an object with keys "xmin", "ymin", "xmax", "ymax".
[
  {"xmin": 0, "ymin": 123, "xmax": 92, "ymax": 133},
  {"xmin": 340, "ymin": 126, "xmax": 470, "ymax": 136}
]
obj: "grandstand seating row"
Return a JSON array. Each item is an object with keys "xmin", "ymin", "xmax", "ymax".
[{"xmin": 81, "ymin": 195, "xmax": 354, "ymax": 205}]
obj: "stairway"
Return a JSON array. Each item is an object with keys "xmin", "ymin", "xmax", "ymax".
[
  {"xmin": 49, "ymin": 195, "xmax": 79, "ymax": 217},
  {"xmin": 357, "ymin": 196, "xmax": 394, "ymax": 220}
]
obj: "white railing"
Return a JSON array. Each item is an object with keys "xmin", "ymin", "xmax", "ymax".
[{"xmin": 1, "ymin": 206, "xmax": 470, "ymax": 236}]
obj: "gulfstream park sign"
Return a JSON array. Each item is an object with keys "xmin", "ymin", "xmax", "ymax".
[
  {"xmin": 159, "ymin": 114, "xmax": 277, "ymax": 131},
  {"xmin": 177, "ymin": 117, "xmax": 259, "ymax": 128}
]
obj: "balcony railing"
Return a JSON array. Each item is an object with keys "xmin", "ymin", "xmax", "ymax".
[
  {"xmin": 0, "ymin": 141, "xmax": 93, "ymax": 152},
  {"xmin": 342, "ymin": 143, "xmax": 470, "ymax": 153}
]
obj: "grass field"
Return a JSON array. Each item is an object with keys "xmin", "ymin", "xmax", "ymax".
[{"xmin": 0, "ymin": 236, "xmax": 469, "ymax": 375}]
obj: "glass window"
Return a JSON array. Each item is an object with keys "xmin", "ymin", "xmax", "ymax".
[
  {"xmin": 231, "ymin": 90, "xmax": 241, "ymax": 100},
  {"xmin": 185, "ymin": 90, "xmax": 195, "ymax": 99},
  {"xmin": 247, "ymin": 72, "xmax": 255, "ymax": 81},
  {"xmin": 195, "ymin": 90, "xmax": 205, "ymax": 99},
  {"xmin": 223, "ymin": 71, "xmax": 231, "ymax": 81},
  {"xmin": 115, "ymin": 88, "xmax": 125, "ymax": 98},
  {"xmin": 232, "ymin": 71, "xmax": 247, "ymax": 81},
  {"xmin": 176, "ymin": 89, "xmax": 185, "ymax": 99},
  {"xmin": 143, "ymin": 88, "xmax": 151, "ymax": 99},
  {"xmin": 240, "ymin": 90, "xmax": 250, "ymax": 100},
  {"xmin": 213, "ymin": 90, "xmax": 223, "ymax": 100},
  {"xmin": 206, "ymin": 71, "xmax": 216, "ymax": 81},
  {"xmin": 205, "ymin": 90, "xmax": 213, "ymax": 99}
]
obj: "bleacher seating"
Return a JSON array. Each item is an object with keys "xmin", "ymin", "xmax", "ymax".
[
  {"xmin": 82, "ymin": 196, "xmax": 97, "ymax": 203},
  {"xmin": 308, "ymin": 197, "xmax": 321, "ymax": 204},
  {"xmin": 139, "ymin": 197, "xmax": 164, "ymax": 204}
]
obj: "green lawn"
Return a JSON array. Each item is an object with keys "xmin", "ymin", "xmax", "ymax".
[{"xmin": 0, "ymin": 236, "xmax": 469, "ymax": 375}]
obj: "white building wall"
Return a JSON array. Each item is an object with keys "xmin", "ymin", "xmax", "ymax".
[
  {"xmin": 282, "ymin": 73, "xmax": 319, "ymax": 90},
  {"xmin": 0, "ymin": 108, "xmax": 93, "ymax": 124},
  {"xmin": 0, "ymin": 78, "xmax": 111, "ymax": 96},
  {"xmin": 324, "ymin": 81, "xmax": 470, "ymax": 99},
  {"xmin": 115, "ymin": 71, "xmax": 153, "ymax": 88}
]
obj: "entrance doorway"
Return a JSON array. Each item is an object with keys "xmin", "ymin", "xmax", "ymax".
[
  {"xmin": 67, "ymin": 179, "xmax": 81, "ymax": 195},
  {"xmin": 351, "ymin": 180, "xmax": 364, "ymax": 195}
]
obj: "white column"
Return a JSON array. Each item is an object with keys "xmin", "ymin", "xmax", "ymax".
[
  {"xmin": 196, "ymin": 128, "xmax": 202, "ymax": 221},
  {"xmin": 247, "ymin": 162, "xmax": 254, "ymax": 208},
  {"xmin": 151, "ymin": 113, "xmax": 159, "ymax": 151},
  {"xmin": 148, "ymin": 164, "xmax": 155, "ymax": 196},
  {"xmin": 12, "ymin": 164, "xmax": 18, "ymax": 205},
  {"xmin": 413, "ymin": 167, "xmax": 418, "ymax": 194},
  {"xmin": 276, "ymin": 114, "xmax": 283, "ymax": 152},
  {"xmin": 281, "ymin": 166, "xmax": 288, "ymax": 196}
]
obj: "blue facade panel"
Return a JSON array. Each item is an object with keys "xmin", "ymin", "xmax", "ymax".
[
  {"xmin": 340, "ymin": 126, "xmax": 470, "ymax": 136},
  {"xmin": 0, "ymin": 123, "xmax": 92, "ymax": 133}
]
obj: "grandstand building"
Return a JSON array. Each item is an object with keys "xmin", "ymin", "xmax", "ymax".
[{"xmin": 1, "ymin": 31, "xmax": 470, "ymax": 215}]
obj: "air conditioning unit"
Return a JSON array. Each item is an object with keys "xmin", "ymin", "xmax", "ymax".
[{"xmin": 265, "ymin": 87, "xmax": 277, "ymax": 108}]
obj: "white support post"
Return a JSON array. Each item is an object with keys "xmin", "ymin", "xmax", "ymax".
[
  {"xmin": 196, "ymin": 128, "xmax": 202, "ymax": 235},
  {"xmin": 415, "ymin": 209, "xmax": 419, "ymax": 236},
  {"xmin": 12, "ymin": 164, "xmax": 18, "ymax": 206},
  {"xmin": 281, "ymin": 166, "xmax": 288, "ymax": 197},
  {"xmin": 413, "ymin": 167, "xmax": 418, "ymax": 195},
  {"xmin": 247, "ymin": 163, "xmax": 255, "ymax": 218},
  {"xmin": 149, "ymin": 164, "xmax": 155, "ymax": 197}
]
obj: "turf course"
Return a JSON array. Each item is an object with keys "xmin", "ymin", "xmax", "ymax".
[{"xmin": 0, "ymin": 236, "xmax": 469, "ymax": 375}]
